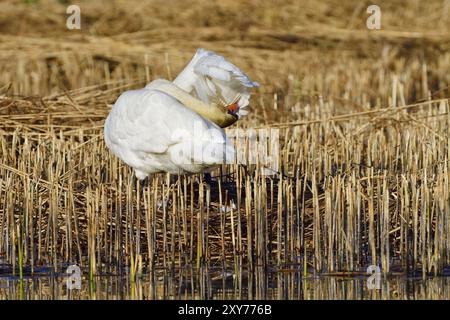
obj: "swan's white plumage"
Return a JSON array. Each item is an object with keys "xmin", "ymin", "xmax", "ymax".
[{"xmin": 104, "ymin": 48, "xmax": 257, "ymax": 179}]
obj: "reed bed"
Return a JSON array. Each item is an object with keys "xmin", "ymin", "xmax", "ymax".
[
  {"xmin": 0, "ymin": 0, "xmax": 449, "ymax": 286},
  {"xmin": 1, "ymin": 84, "xmax": 449, "ymax": 278}
]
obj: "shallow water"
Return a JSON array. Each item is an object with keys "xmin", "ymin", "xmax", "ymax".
[{"xmin": 1, "ymin": 267, "xmax": 449, "ymax": 300}]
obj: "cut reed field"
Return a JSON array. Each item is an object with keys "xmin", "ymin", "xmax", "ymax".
[{"xmin": 0, "ymin": 0, "xmax": 449, "ymax": 280}]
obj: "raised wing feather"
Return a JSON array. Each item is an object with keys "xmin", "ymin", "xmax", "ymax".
[
  {"xmin": 193, "ymin": 50, "xmax": 257, "ymax": 87},
  {"xmin": 173, "ymin": 48, "xmax": 259, "ymax": 118}
]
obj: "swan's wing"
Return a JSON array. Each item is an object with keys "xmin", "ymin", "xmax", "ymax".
[
  {"xmin": 173, "ymin": 48, "xmax": 259, "ymax": 118},
  {"xmin": 104, "ymin": 88, "xmax": 234, "ymax": 176}
]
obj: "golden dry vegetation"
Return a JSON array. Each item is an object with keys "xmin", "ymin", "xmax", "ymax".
[{"xmin": 0, "ymin": 0, "xmax": 449, "ymax": 284}]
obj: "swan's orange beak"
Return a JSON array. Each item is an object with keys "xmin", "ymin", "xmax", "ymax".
[{"xmin": 226, "ymin": 103, "xmax": 239, "ymax": 114}]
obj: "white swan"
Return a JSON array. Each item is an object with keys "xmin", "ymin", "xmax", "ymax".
[{"xmin": 104, "ymin": 49, "xmax": 259, "ymax": 179}]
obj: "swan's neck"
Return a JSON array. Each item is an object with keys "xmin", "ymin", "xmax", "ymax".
[{"xmin": 150, "ymin": 80, "xmax": 237, "ymax": 128}]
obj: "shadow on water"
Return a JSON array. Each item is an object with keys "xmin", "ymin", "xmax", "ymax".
[{"xmin": 1, "ymin": 265, "xmax": 450, "ymax": 300}]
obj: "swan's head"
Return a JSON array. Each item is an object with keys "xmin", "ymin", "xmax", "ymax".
[
  {"xmin": 219, "ymin": 103, "xmax": 239, "ymax": 127},
  {"xmin": 226, "ymin": 103, "xmax": 239, "ymax": 115},
  {"xmin": 224, "ymin": 99, "xmax": 249, "ymax": 120}
]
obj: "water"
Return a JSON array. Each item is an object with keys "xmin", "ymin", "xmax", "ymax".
[{"xmin": 1, "ymin": 266, "xmax": 450, "ymax": 300}]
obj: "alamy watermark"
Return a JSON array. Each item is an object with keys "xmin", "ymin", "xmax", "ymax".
[
  {"xmin": 66, "ymin": 264, "xmax": 82, "ymax": 290},
  {"xmin": 65, "ymin": 4, "xmax": 381, "ymax": 31},
  {"xmin": 366, "ymin": 265, "xmax": 381, "ymax": 290},
  {"xmin": 66, "ymin": 5, "xmax": 81, "ymax": 30},
  {"xmin": 0, "ymin": 265, "xmax": 81, "ymax": 290},
  {"xmin": 228, "ymin": 128, "xmax": 280, "ymax": 175},
  {"xmin": 366, "ymin": 5, "xmax": 381, "ymax": 30},
  {"xmin": 170, "ymin": 122, "xmax": 280, "ymax": 175}
]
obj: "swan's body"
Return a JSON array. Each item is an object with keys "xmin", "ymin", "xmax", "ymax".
[{"xmin": 104, "ymin": 49, "xmax": 258, "ymax": 179}]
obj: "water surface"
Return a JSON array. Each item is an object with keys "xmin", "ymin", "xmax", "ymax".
[{"xmin": 1, "ymin": 267, "xmax": 449, "ymax": 300}]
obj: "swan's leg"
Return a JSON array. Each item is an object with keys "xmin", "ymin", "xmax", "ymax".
[
  {"xmin": 134, "ymin": 175, "xmax": 150, "ymax": 214},
  {"xmin": 169, "ymin": 174, "xmax": 181, "ymax": 186},
  {"xmin": 139, "ymin": 176, "xmax": 149, "ymax": 190},
  {"xmin": 204, "ymin": 172, "xmax": 212, "ymax": 185},
  {"xmin": 133, "ymin": 171, "xmax": 149, "ymax": 189},
  {"xmin": 160, "ymin": 173, "xmax": 178, "ymax": 209}
]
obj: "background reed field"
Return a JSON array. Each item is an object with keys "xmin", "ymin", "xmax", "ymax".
[{"xmin": 0, "ymin": 0, "xmax": 450, "ymax": 287}]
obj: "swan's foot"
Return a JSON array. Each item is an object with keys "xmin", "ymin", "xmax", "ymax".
[
  {"xmin": 133, "ymin": 175, "xmax": 150, "ymax": 191},
  {"xmin": 140, "ymin": 176, "xmax": 149, "ymax": 189},
  {"xmin": 203, "ymin": 172, "xmax": 212, "ymax": 185}
]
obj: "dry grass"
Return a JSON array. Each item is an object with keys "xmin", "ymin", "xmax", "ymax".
[{"xmin": 0, "ymin": 0, "xmax": 449, "ymax": 281}]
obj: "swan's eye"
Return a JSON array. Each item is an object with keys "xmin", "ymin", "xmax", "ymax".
[{"xmin": 226, "ymin": 103, "xmax": 239, "ymax": 113}]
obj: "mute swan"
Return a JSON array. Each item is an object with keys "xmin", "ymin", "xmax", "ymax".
[{"xmin": 104, "ymin": 49, "xmax": 259, "ymax": 179}]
